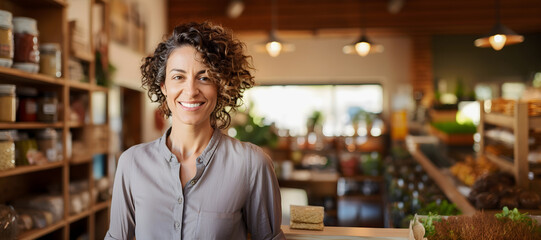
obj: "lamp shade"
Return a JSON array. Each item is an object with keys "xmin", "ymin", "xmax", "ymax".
[
  {"xmin": 343, "ymin": 34, "xmax": 384, "ymax": 56},
  {"xmin": 474, "ymin": 23, "xmax": 524, "ymax": 50}
]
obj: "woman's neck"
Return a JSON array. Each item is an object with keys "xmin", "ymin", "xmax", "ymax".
[{"xmin": 168, "ymin": 124, "xmax": 214, "ymax": 163}]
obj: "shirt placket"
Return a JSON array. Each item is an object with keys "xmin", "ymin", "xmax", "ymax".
[{"xmin": 169, "ymin": 155, "xmax": 184, "ymax": 239}]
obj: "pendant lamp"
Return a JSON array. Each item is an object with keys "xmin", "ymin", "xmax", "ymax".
[
  {"xmin": 256, "ymin": 0, "xmax": 294, "ymax": 57},
  {"xmin": 474, "ymin": 0, "xmax": 523, "ymax": 51},
  {"xmin": 343, "ymin": 0, "xmax": 383, "ymax": 57}
]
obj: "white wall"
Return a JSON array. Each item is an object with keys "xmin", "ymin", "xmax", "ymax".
[{"xmin": 239, "ymin": 34, "xmax": 412, "ymax": 119}]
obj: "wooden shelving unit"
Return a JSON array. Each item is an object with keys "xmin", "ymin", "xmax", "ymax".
[
  {"xmin": 407, "ymin": 135, "xmax": 541, "ymax": 217},
  {"xmin": 0, "ymin": 0, "xmax": 112, "ymax": 239},
  {"xmin": 478, "ymin": 100, "xmax": 541, "ymax": 189}
]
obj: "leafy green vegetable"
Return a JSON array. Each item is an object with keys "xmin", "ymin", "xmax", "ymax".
[
  {"xmin": 418, "ymin": 200, "xmax": 461, "ymax": 216},
  {"xmin": 431, "ymin": 121, "xmax": 477, "ymax": 134},
  {"xmin": 419, "ymin": 212, "xmax": 442, "ymax": 237},
  {"xmin": 495, "ymin": 207, "xmax": 537, "ymax": 225}
]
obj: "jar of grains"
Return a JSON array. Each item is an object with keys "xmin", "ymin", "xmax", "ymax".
[
  {"xmin": 0, "ymin": 84, "xmax": 16, "ymax": 122},
  {"xmin": 12, "ymin": 17, "xmax": 39, "ymax": 73},
  {"xmin": 0, "ymin": 131, "xmax": 15, "ymax": 171},
  {"xmin": 0, "ymin": 10, "xmax": 13, "ymax": 67},
  {"xmin": 37, "ymin": 91, "xmax": 58, "ymax": 123},
  {"xmin": 39, "ymin": 43, "xmax": 61, "ymax": 78}
]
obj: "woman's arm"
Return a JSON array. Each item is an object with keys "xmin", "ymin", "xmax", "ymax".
[
  {"xmin": 105, "ymin": 150, "xmax": 136, "ymax": 240},
  {"xmin": 243, "ymin": 146, "xmax": 286, "ymax": 240}
]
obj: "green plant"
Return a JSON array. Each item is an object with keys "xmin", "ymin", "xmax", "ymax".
[
  {"xmin": 232, "ymin": 112, "xmax": 278, "ymax": 148},
  {"xmin": 306, "ymin": 110, "xmax": 323, "ymax": 132},
  {"xmin": 496, "ymin": 207, "xmax": 537, "ymax": 225}
]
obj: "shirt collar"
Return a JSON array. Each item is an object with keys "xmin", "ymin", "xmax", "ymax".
[{"xmin": 159, "ymin": 127, "xmax": 222, "ymax": 166}]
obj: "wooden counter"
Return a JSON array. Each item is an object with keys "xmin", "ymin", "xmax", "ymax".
[{"xmin": 282, "ymin": 226, "xmax": 409, "ymax": 240}]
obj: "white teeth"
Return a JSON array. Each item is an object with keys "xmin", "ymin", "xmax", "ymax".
[{"xmin": 180, "ymin": 102, "xmax": 203, "ymax": 108}]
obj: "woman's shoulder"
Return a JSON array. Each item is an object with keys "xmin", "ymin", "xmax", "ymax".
[
  {"xmin": 220, "ymin": 133, "xmax": 272, "ymax": 166},
  {"xmin": 117, "ymin": 138, "xmax": 162, "ymax": 165}
]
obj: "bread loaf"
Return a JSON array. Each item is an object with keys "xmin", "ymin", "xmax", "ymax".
[{"xmin": 290, "ymin": 205, "xmax": 324, "ymax": 223}]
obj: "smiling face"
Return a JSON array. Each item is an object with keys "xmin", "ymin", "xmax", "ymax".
[{"xmin": 161, "ymin": 46, "xmax": 218, "ymax": 129}]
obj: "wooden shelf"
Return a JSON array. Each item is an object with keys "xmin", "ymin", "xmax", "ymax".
[
  {"xmin": 0, "ymin": 161, "xmax": 64, "ymax": 178},
  {"xmin": 94, "ymin": 199, "xmax": 111, "ymax": 211},
  {"xmin": 68, "ymin": 209, "xmax": 92, "ymax": 223},
  {"xmin": 70, "ymin": 157, "xmax": 93, "ymax": 165},
  {"xmin": 407, "ymin": 142, "xmax": 476, "ymax": 216},
  {"xmin": 18, "ymin": 220, "xmax": 65, "ymax": 240},
  {"xmin": 68, "ymin": 81, "xmax": 92, "ymax": 91},
  {"xmin": 94, "ymin": 85, "xmax": 109, "ymax": 92},
  {"xmin": 485, "ymin": 112, "xmax": 541, "ymax": 131},
  {"xmin": 0, "ymin": 122, "xmax": 64, "ymax": 130},
  {"xmin": 484, "ymin": 112, "xmax": 514, "ymax": 129},
  {"xmin": 429, "ymin": 125, "xmax": 474, "ymax": 146},
  {"xmin": 71, "ymin": 49, "xmax": 94, "ymax": 63},
  {"xmin": 9, "ymin": 0, "xmax": 66, "ymax": 8},
  {"xmin": 0, "ymin": 66, "xmax": 64, "ymax": 86},
  {"xmin": 69, "ymin": 121, "xmax": 85, "ymax": 128},
  {"xmin": 485, "ymin": 153, "xmax": 514, "ymax": 174}
]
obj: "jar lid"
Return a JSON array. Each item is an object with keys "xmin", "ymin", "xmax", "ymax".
[
  {"xmin": 40, "ymin": 43, "xmax": 61, "ymax": 52},
  {"xmin": 16, "ymin": 87, "xmax": 38, "ymax": 97},
  {"xmin": 0, "ymin": 130, "xmax": 14, "ymax": 141},
  {"xmin": 12, "ymin": 17, "xmax": 38, "ymax": 35},
  {"xmin": 0, "ymin": 84, "xmax": 15, "ymax": 95},
  {"xmin": 0, "ymin": 10, "xmax": 12, "ymax": 29}
]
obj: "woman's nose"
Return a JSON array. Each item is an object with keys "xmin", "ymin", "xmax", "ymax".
[{"xmin": 183, "ymin": 78, "xmax": 199, "ymax": 96}]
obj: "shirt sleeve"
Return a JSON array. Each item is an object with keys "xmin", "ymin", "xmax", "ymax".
[
  {"xmin": 243, "ymin": 146, "xmax": 286, "ymax": 240},
  {"xmin": 105, "ymin": 149, "xmax": 136, "ymax": 240}
]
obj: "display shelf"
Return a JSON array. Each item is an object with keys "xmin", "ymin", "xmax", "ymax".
[
  {"xmin": 68, "ymin": 81, "xmax": 93, "ymax": 91},
  {"xmin": 94, "ymin": 199, "xmax": 111, "ymax": 211},
  {"xmin": 429, "ymin": 125, "xmax": 474, "ymax": 146},
  {"xmin": 282, "ymin": 226, "xmax": 409, "ymax": 239},
  {"xmin": 68, "ymin": 209, "xmax": 92, "ymax": 223},
  {"xmin": 69, "ymin": 121, "xmax": 86, "ymax": 128},
  {"xmin": 18, "ymin": 220, "xmax": 65, "ymax": 240},
  {"xmin": 0, "ymin": 66, "xmax": 64, "ymax": 86},
  {"xmin": 479, "ymin": 100, "xmax": 533, "ymax": 189},
  {"xmin": 71, "ymin": 50, "xmax": 95, "ymax": 63},
  {"xmin": 70, "ymin": 156, "xmax": 93, "ymax": 165},
  {"xmin": 0, "ymin": 161, "xmax": 64, "ymax": 178},
  {"xmin": 0, "ymin": 122, "xmax": 64, "ymax": 129},
  {"xmin": 407, "ymin": 140, "xmax": 476, "ymax": 216},
  {"xmin": 485, "ymin": 153, "xmax": 514, "ymax": 174}
]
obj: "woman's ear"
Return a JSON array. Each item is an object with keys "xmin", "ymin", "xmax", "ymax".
[{"xmin": 160, "ymin": 83, "xmax": 167, "ymax": 98}]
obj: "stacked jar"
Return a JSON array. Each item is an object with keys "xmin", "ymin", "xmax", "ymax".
[
  {"xmin": 0, "ymin": 10, "xmax": 13, "ymax": 68},
  {"xmin": 17, "ymin": 87, "xmax": 38, "ymax": 122},
  {"xmin": 39, "ymin": 43, "xmax": 61, "ymax": 78},
  {"xmin": 0, "ymin": 130, "xmax": 15, "ymax": 171},
  {"xmin": 0, "ymin": 84, "xmax": 16, "ymax": 122},
  {"xmin": 12, "ymin": 17, "xmax": 39, "ymax": 73},
  {"xmin": 37, "ymin": 91, "xmax": 58, "ymax": 122}
]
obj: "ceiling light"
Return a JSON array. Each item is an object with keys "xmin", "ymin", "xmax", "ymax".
[
  {"xmin": 474, "ymin": 0, "xmax": 523, "ymax": 51},
  {"xmin": 226, "ymin": 0, "xmax": 244, "ymax": 18},
  {"xmin": 256, "ymin": 0, "xmax": 294, "ymax": 57},
  {"xmin": 343, "ymin": 0, "xmax": 383, "ymax": 57}
]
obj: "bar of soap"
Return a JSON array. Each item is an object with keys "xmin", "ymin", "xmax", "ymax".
[
  {"xmin": 290, "ymin": 221, "xmax": 324, "ymax": 231},
  {"xmin": 290, "ymin": 205, "xmax": 324, "ymax": 224}
]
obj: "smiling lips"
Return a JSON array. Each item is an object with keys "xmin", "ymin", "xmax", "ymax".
[{"xmin": 179, "ymin": 101, "xmax": 204, "ymax": 111}]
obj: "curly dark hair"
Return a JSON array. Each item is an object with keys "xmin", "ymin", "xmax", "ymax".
[{"xmin": 141, "ymin": 21, "xmax": 255, "ymax": 129}]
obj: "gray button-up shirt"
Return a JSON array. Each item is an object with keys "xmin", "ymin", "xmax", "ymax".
[{"xmin": 105, "ymin": 128, "xmax": 285, "ymax": 240}]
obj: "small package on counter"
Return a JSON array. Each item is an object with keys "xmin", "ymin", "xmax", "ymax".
[{"xmin": 289, "ymin": 205, "xmax": 324, "ymax": 231}]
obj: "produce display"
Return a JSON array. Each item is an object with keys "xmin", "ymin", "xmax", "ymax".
[
  {"xmin": 410, "ymin": 207, "xmax": 541, "ymax": 240},
  {"xmin": 467, "ymin": 172, "xmax": 541, "ymax": 210},
  {"xmin": 450, "ymin": 155, "xmax": 499, "ymax": 186}
]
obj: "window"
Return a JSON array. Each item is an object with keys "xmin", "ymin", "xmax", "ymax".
[{"xmin": 242, "ymin": 84, "xmax": 383, "ymax": 136}]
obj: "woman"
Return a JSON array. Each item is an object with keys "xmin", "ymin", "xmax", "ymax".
[{"xmin": 105, "ymin": 22, "xmax": 285, "ymax": 240}]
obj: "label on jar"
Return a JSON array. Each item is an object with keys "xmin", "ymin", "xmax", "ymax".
[
  {"xmin": 43, "ymin": 103, "xmax": 56, "ymax": 114},
  {"xmin": 25, "ymin": 101, "xmax": 37, "ymax": 114},
  {"xmin": 46, "ymin": 148, "xmax": 57, "ymax": 162},
  {"xmin": 0, "ymin": 28, "xmax": 13, "ymax": 59}
]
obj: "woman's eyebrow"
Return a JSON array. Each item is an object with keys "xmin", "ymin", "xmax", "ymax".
[{"xmin": 169, "ymin": 68, "xmax": 186, "ymax": 73}]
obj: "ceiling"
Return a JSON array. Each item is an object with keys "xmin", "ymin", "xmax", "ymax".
[{"xmin": 167, "ymin": 0, "xmax": 541, "ymax": 37}]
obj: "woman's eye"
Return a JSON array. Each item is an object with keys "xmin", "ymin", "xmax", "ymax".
[
  {"xmin": 173, "ymin": 75, "xmax": 183, "ymax": 80},
  {"xmin": 199, "ymin": 77, "xmax": 210, "ymax": 82}
]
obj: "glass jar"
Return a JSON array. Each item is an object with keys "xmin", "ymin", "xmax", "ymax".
[
  {"xmin": 0, "ymin": 10, "xmax": 13, "ymax": 68},
  {"xmin": 12, "ymin": 17, "xmax": 39, "ymax": 73},
  {"xmin": 0, "ymin": 84, "xmax": 16, "ymax": 122},
  {"xmin": 36, "ymin": 128, "xmax": 57, "ymax": 162},
  {"xmin": 16, "ymin": 87, "xmax": 38, "ymax": 122},
  {"xmin": 0, "ymin": 131, "xmax": 15, "ymax": 171},
  {"xmin": 37, "ymin": 91, "xmax": 58, "ymax": 123},
  {"xmin": 39, "ymin": 43, "xmax": 61, "ymax": 78}
]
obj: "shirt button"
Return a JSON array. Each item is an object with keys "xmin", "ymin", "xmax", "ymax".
[
  {"xmin": 191, "ymin": 180, "xmax": 197, "ymax": 185},
  {"xmin": 174, "ymin": 221, "xmax": 180, "ymax": 230},
  {"xmin": 197, "ymin": 158, "xmax": 203, "ymax": 163},
  {"xmin": 178, "ymin": 197, "xmax": 183, "ymax": 204}
]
